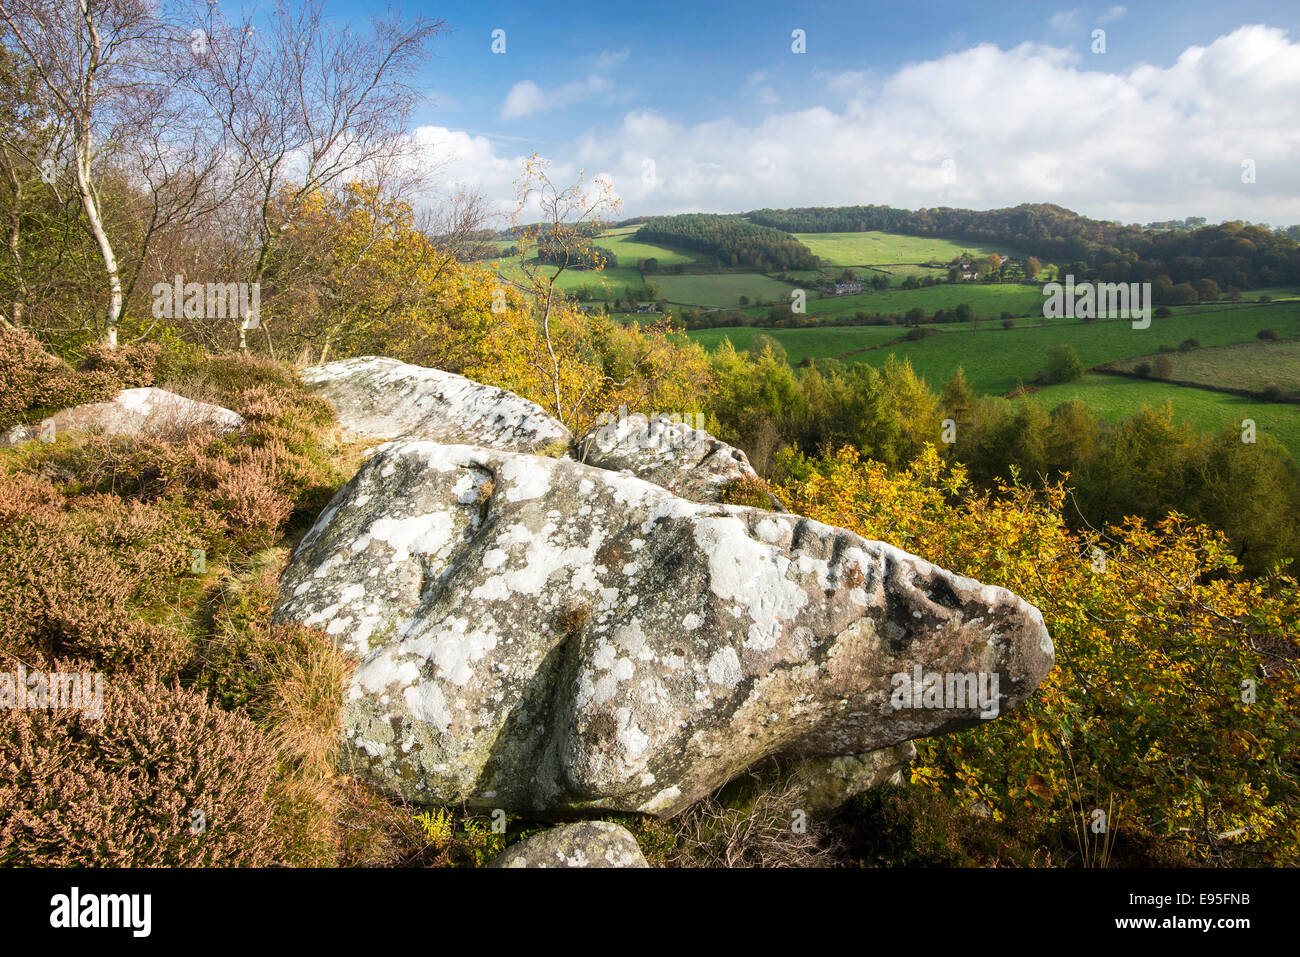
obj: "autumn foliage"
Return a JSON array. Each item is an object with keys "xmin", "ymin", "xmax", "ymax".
[{"xmin": 778, "ymin": 445, "xmax": 1300, "ymax": 864}]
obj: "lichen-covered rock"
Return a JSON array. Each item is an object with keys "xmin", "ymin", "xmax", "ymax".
[
  {"xmin": 300, "ymin": 356, "xmax": 570, "ymax": 454},
  {"xmin": 6, "ymin": 387, "xmax": 242, "ymax": 444},
  {"xmin": 577, "ymin": 409, "xmax": 773, "ymax": 506},
  {"xmin": 781, "ymin": 742, "xmax": 917, "ymax": 812},
  {"xmin": 489, "ymin": 821, "xmax": 648, "ymax": 868},
  {"xmin": 273, "ymin": 440, "xmax": 1054, "ymax": 817}
]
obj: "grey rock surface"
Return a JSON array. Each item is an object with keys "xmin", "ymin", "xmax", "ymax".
[
  {"xmin": 300, "ymin": 356, "xmax": 570, "ymax": 454},
  {"xmin": 489, "ymin": 821, "xmax": 648, "ymax": 868},
  {"xmin": 577, "ymin": 410, "xmax": 774, "ymax": 506},
  {"xmin": 5, "ymin": 387, "xmax": 243, "ymax": 445},
  {"xmin": 274, "ymin": 438, "xmax": 1054, "ymax": 817},
  {"xmin": 781, "ymin": 742, "xmax": 918, "ymax": 812}
]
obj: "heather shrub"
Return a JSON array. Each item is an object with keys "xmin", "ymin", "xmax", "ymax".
[
  {"xmin": 0, "ymin": 344, "xmax": 404, "ymax": 868},
  {"xmin": 720, "ymin": 474, "xmax": 781, "ymax": 510},
  {"xmin": 0, "ymin": 678, "xmax": 294, "ymax": 866},
  {"xmin": 234, "ymin": 384, "xmax": 285, "ymax": 422},
  {"xmin": 0, "ymin": 472, "xmax": 201, "ymax": 680},
  {"xmin": 156, "ymin": 353, "xmax": 346, "ymax": 526},
  {"xmin": 0, "ymin": 328, "xmax": 167, "ymax": 427},
  {"xmin": 160, "ymin": 441, "xmax": 295, "ymax": 552},
  {"xmin": 0, "ymin": 327, "xmax": 93, "ymax": 422},
  {"xmin": 77, "ymin": 341, "xmax": 162, "ymax": 388}
]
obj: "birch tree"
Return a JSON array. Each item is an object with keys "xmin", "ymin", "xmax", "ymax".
[
  {"xmin": 184, "ymin": 0, "xmax": 444, "ymax": 354},
  {"xmin": 0, "ymin": 0, "xmax": 164, "ymax": 346}
]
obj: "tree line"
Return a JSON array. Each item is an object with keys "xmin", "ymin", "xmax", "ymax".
[
  {"xmin": 634, "ymin": 213, "xmax": 819, "ymax": 271},
  {"xmin": 707, "ymin": 338, "xmax": 1300, "ymax": 576}
]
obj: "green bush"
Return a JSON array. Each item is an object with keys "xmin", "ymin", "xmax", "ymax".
[{"xmin": 1044, "ymin": 344, "xmax": 1083, "ymax": 383}]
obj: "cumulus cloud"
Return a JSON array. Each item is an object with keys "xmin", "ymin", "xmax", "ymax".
[
  {"xmin": 422, "ymin": 26, "xmax": 1300, "ymax": 226},
  {"xmin": 500, "ymin": 49, "xmax": 628, "ymax": 119}
]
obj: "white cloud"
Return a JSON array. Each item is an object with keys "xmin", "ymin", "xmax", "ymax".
[
  {"xmin": 594, "ymin": 49, "xmax": 630, "ymax": 72},
  {"xmin": 423, "ymin": 26, "xmax": 1300, "ymax": 226},
  {"xmin": 501, "ymin": 74, "xmax": 616, "ymax": 119},
  {"xmin": 1049, "ymin": 8, "xmax": 1083, "ymax": 32},
  {"xmin": 500, "ymin": 81, "xmax": 546, "ymax": 119},
  {"xmin": 744, "ymin": 70, "xmax": 780, "ymax": 106},
  {"xmin": 499, "ymin": 49, "xmax": 627, "ymax": 119},
  {"xmin": 1098, "ymin": 6, "xmax": 1127, "ymax": 24}
]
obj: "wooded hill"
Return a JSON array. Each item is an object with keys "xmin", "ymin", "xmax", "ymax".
[{"xmin": 746, "ymin": 203, "xmax": 1300, "ymax": 289}]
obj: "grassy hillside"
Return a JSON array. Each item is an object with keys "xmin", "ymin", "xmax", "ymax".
[
  {"xmin": 1031, "ymin": 374, "xmax": 1300, "ymax": 461},
  {"xmin": 793, "ymin": 230, "xmax": 1020, "ymax": 265},
  {"xmin": 687, "ymin": 324, "xmax": 908, "ymax": 360},
  {"xmin": 593, "ymin": 226, "xmax": 695, "ymax": 267},
  {"xmin": 1108, "ymin": 338, "xmax": 1300, "ymax": 394},
  {"xmin": 857, "ymin": 303, "xmax": 1300, "ymax": 394},
  {"xmin": 689, "ymin": 302, "xmax": 1300, "ymax": 390},
  {"xmin": 487, "ymin": 259, "xmax": 645, "ymax": 298},
  {"xmin": 654, "ymin": 272, "xmax": 796, "ymax": 308},
  {"xmin": 803, "ymin": 282, "xmax": 1046, "ymax": 319}
]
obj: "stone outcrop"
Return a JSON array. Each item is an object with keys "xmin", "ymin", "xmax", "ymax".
[
  {"xmin": 778, "ymin": 742, "xmax": 917, "ymax": 812},
  {"xmin": 274, "ymin": 434, "xmax": 1054, "ymax": 818},
  {"xmin": 488, "ymin": 821, "xmax": 648, "ymax": 868},
  {"xmin": 300, "ymin": 356, "xmax": 571, "ymax": 454},
  {"xmin": 4, "ymin": 387, "xmax": 243, "ymax": 445},
  {"xmin": 577, "ymin": 409, "xmax": 774, "ymax": 506}
]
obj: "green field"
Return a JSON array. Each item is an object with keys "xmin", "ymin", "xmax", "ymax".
[
  {"xmin": 1030, "ymin": 375, "xmax": 1300, "ymax": 461},
  {"xmin": 687, "ymin": 324, "xmax": 908, "ymax": 361},
  {"xmin": 1252, "ymin": 286, "xmax": 1300, "ymax": 301},
  {"xmin": 688, "ymin": 302, "xmax": 1300, "ymax": 393},
  {"xmin": 804, "ymin": 282, "xmax": 1047, "ymax": 319},
  {"xmin": 593, "ymin": 226, "xmax": 695, "ymax": 268},
  {"xmin": 488, "ymin": 259, "xmax": 645, "ymax": 298},
  {"xmin": 654, "ymin": 273, "xmax": 797, "ymax": 309},
  {"xmin": 1109, "ymin": 338, "xmax": 1300, "ymax": 394},
  {"xmin": 793, "ymin": 231, "xmax": 1020, "ymax": 266}
]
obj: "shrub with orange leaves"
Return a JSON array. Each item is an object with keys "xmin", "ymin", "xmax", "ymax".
[{"xmin": 778, "ymin": 444, "xmax": 1300, "ymax": 865}]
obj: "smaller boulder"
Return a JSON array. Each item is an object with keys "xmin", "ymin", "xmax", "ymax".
[
  {"xmin": 488, "ymin": 821, "xmax": 649, "ymax": 869},
  {"xmin": 7, "ymin": 387, "xmax": 242, "ymax": 444},
  {"xmin": 578, "ymin": 409, "xmax": 779, "ymax": 506},
  {"xmin": 782, "ymin": 742, "xmax": 917, "ymax": 812}
]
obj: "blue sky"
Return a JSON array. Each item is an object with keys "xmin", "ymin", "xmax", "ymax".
[{"xmin": 322, "ymin": 1, "xmax": 1300, "ymax": 225}]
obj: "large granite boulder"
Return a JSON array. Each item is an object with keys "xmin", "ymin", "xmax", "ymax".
[
  {"xmin": 577, "ymin": 408, "xmax": 773, "ymax": 506},
  {"xmin": 273, "ymin": 439, "xmax": 1054, "ymax": 817},
  {"xmin": 4, "ymin": 387, "xmax": 243, "ymax": 445},
  {"xmin": 300, "ymin": 356, "xmax": 570, "ymax": 454},
  {"xmin": 489, "ymin": 821, "xmax": 648, "ymax": 868}
]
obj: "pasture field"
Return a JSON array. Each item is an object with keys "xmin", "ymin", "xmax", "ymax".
[
  {"xmin": 848, "ymin": 303, "xmax": 1300, "ymax": 394},
  {"xmin": 792, "ymin": 231, "xmax": 1021, "ymax": 266},
  {"xmin": 686, "ymin": 324, "xmax": 908, "ymax": 363},
  {"xmin": 804, "ymin": 282, "xmax": 1046, "ymax": 319},
  {"xmin": 688, "ymin": 302, "xmax": 1300, "ymax": 395},
  {"xmin": 487, "ymin": 259, "xmax": 645, "ymax": 298},
  {"xmin": 1108, "ymin": 338, "xmax": 1300, "ymax": 394},
  {"xmin": 653, "ymin": 273, "xmax": 796, "ymax": 309},
  {"xmin": 593, "ymin": 226, "xmax": 695, "ymax": 268},
  {"xmin": 1251, "ymin": 286, "xmax": 1300, "ymax": 301},
  {"xmin": 1029, "ymin": 375, "xmax": 1300, "ymax": 462}
]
